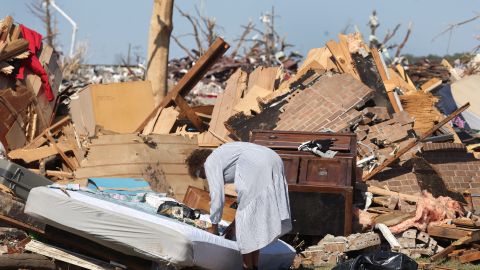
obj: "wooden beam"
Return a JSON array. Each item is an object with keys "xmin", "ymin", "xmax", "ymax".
[
  {"xmin": 428, "ymin": 224, "xmax": 480, "ymax": 240},
  {"xmin": 363, "ymin": 103, "xmax": 470, "ymax": 181},
  {"xmin": 25, "ymin": 116, "xmax": 71, "ymax": 149},
  {"xmin": 367, "ymin": 185, "xmax": 420, "ymax": 203},
  {"xmin": 136, "ymin": 37, "xmax": 230, "ymax": 132},
  {"xmin": 45, "ymin": 131, "xmax": 76, "ymax": 171},
  {"xmin": 371, "ymin": 48, "xmax": 401, "ymax": 113},
  {"xmin": 0, "ymin": 38, "xmax": 29, "ymax": 62},
  {"xmin": 174, "ymin": 96, "xmax": 207, "ymax": 131},
  {"xmin": 430, "ymin": 235, "xmax": 471, "ymax": 262},
  {"xmin": 0, "ymin": 213, "xmax": 45, "ymax": 235},
  {"xmin": 25, "ymin": 239, "xmax": 117, "ymax": 270},
  {"xmin": 459, "ymin": 250, "xmax": 480, "ymax": 263},
  {"xmin": 0, "ymin": 16, "xmax": 13, "ymax": 42},
  {"xmin": 28, "ymin": 169, "xmax": 73, "ymax": 178}
]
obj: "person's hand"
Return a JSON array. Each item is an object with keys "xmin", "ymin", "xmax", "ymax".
[{"xmin": 208, "ymin": 224, "xmax": 219, "ymax": 235}]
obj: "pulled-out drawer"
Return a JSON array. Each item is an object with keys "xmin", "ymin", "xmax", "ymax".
[{"xmin": 299, "ymin": 157, "xmax": 352, "ymax": 186}]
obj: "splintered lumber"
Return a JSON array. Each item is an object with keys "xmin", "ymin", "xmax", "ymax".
[
  {"xmin": 326, "ymin": 39, "xmax": 358, "ymax": 79},
  {"xmin": 24, "ymin": 116, "xmax": 71, "ymax": 149},
  {"xmin": 371, "ymin": 48, "xmax": 401, "ymax": 113},
  {"xmin": 373, "ymin": 211, "xmax": 414, "ymax": 226},
  {"xmin": 431, "ymin": 235, "xmax": 472, "ymax": 262},
  {"xmin": 459, "ymin": 250, "xmax": 480, "ymax": 263},
  {"xmin": 0, "ymin": 253, "xmax": 55, "ymax": 270},
  {"xmin": 0, "ymin": 16, "xmax": 13, "ymax": 42},
  {"xmin": 44, "ymin": 226, "xmax": 150, "ymax": 270},
  {"xmin": 363, "ymin": 102, "xmax": 470, "ymax": 181},
  {"xmin": 8, "ymin": 141, "xmax": 74, "ymax": 163},
  {"xmin": 367, "ymin": 186, "xmax": 420, "ymax": 203},
  {"xmin": 421, "ymin": 78, "xmax": 442, "ymax": 92},
  {"xmin": 427, "ymin": 224, "xmax": 480, "ymax": 240},
  {"xmin": 400, "ymin": 92, "xmax": 442, "ymax": 134},
  {"xmin": 25, "ymin": 239, "xmax": 117, "ymax": 270},
  {"xmin": 137, "ymin": 37, "xmax": 230, "ymax": 133},
  {"xmin": 151, "ymin": 106, "xmax": 179, "ymax": 134},
  {"xmin": 198, "ymin": 69, "xmax": 247, "ymax": 147},
  {"xmin": 395, "ymin": 64, "xmax": 416, "ymax": 90},
  {"xmin": 28, "ymin": 169, "xmax": 73, "ymax": 178},
  {"xmin": 0, "ymin": 38, "xmax": 29, "ymax": 62}
]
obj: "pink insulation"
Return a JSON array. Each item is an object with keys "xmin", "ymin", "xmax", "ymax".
[{"xmin": 388, "ymin": 191, "xmax": 464, "ymax": 234}]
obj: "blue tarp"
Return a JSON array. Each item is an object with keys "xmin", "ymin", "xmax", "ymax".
[{"xmin": 87, "ymin": 177, "xmax": 152, "ymax": 195}]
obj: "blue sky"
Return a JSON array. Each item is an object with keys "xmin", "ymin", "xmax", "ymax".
[{"xmin": 3, "ymin": 0, "xmax": 480, "ymax": 64}]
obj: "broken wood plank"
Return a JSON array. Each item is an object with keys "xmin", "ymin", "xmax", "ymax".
[
  {"xmin": 25, "ymin": 239, "xmax": 117, "ymax": 270},
  {"xmin": 373, "ymin": 211, "xmax": 414, "ymax": 226},
  {"xmin": 326, "ymin": 40, "xmax": 355, "ymax": 76},
  {"xmin": 421, "ymin": 78, "xmax": 442, "ymax": 93},
  {"xmin": 174, "ymin": 95, "xmax": 207, "ymax": 131},
  {"xmin": 0, "ymin": 16, "xmax": 13, "ymax": 42},
  {"xmin": 0, "ymin": 253, "xmax": 55, "ymax": 269},
  {"xmin": 427, "ymin": 224, "xmax": 480, "ymax": 240},
  {"xmin": 459, "ymin": 250, "xmax": 480, "ymax": 263},
  {"xmin": 45, "ymin": 131, "xmax": 76, "ymax": 171},
  {"xmin": 367, "ymin": 185, "xmax": 420, "ymax": 203},
  {"xmin": 363, "ymin": 102, "xmax": 470, "ymax": 181},
  {"xmin": 28, "ymin": 169, "xmax": 73, "ymax": 178},
  {"xmin": 395, "ymin": 64, "xmax": 417, "ymax": 90},
  {"xmin": 430, "ymin": 235, "xmax": 471, "ymax": 262},
  {"xmin": 24, "ymin": 116, "xmax": 71, "ymax": 149},
  {"xmin": 234, "ymin": 85, "xmax": 272, "ymax": 115},
  {"xmin": 151, "ymin": 106, "xmax": 179, "ymax": 134},
  {"xmin": 7, "ymin": 141, "xmax": 74, "ymax": 163},
  {"xmin": 136, "ymin": 37, "xmax": 230, "ymax": 133},
  {"xmin": 198, "ymin": 69, "xmax": 247, "ymax": 147},
  {"xmin": 371, "ymin": 48, "xmax": 401, "ymax": 113},
  {"xmin": 0, "ymin": 38, "xmax": 29, "ymax": 62}
]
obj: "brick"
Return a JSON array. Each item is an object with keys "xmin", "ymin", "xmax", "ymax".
[
  {"xmin": 397, "ymin": 237, "xmax": 416, "ymax": 248},
  {"xmin": 416, "ymin": 232, "xmax": 430, "ymax": 243},
  {"xmin": 402, "ymin": 229, "xmax": 417, "ymax": 239},
  {"xmin": 322, "ymin": 242, "xmax": 347, "ymax": 253}
]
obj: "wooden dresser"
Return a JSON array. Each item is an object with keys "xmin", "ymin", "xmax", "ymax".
[{"xmin": 251, "ymin": 130, "xmax": 356, "ymax": 236}]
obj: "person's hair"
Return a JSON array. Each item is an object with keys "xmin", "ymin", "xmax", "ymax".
[{"xmin": 185, "ymin": 149, "xmax": 213, "ymax": 178}]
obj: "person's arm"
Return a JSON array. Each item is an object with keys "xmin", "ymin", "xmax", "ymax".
[{"xmin": 204, "ymin": 156, "xmax": 225, "ymax": 227}]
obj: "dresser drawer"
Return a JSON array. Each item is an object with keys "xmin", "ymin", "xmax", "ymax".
[
  {"xmin": 299, "ymin": 157, "xmax": 351, "ymax": 186},
  {"xmin": 279, "ymin": 154, "xmax": 300, "ymax": 184}
]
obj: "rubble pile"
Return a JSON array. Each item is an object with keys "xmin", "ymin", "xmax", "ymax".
[{"xmin": 2, "ymin": 11, "xmax": 480, "ymax": 270}]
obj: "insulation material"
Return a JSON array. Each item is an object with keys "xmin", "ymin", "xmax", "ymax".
[{"xmin": 388, "ymin": 191, "xmax": 464, "ymax": 234}]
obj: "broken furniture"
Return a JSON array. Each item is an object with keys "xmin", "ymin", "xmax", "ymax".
[
  {"xmin": 251, "ymin": 130, "xmax": 356, "ymax": 237},
  {"xmin": 0, "ymin": 159, "xmax": 52, "ymax": 200},
  {"xmin": 183, "ymin": 186, "xmax": 237, "ymax": 222}
]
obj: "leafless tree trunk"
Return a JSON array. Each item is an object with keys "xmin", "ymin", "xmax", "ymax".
[
  {"xmin": 28, "ymin": 0, "xmax": 57, "ymax": 49},
  {"xmin": 147, "ymin": 0, "xmax": 174, "ymax": 105}
]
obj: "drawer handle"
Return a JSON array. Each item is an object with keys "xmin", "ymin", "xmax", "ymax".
[
  {"xmin": 268, "ymin": 135, "xmax": 278, "ymax": 139},
  {"xmin": 318, "ymin": 168, "xmax": 328, "ymax": 176}
]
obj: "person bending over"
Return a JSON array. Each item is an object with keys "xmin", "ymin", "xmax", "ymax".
[{"xmin": 186, "ymin": 142, "xmax": 292, "ymax": 270}]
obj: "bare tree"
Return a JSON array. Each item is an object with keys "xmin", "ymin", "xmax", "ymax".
[
  {"xmin": 28, "ymin": 0, "xmax": 58, "ymax": 49},
  {"xmin": 432, "ymin": 14, "xmax": 480, "ymax": 54},
  {"xmin": 146, "ymin": 0, "xmax": 174, "ymax": 105}
]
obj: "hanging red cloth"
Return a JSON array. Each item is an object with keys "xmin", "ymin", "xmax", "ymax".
[{"xmin": 16, "ymin": 24, "xmax": 54, "ymax": 101}]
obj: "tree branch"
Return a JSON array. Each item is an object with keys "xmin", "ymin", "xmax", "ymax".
[
  {"xmin": 175, "ymin": 5, "xmax": 204, "ymax": 54},
  {"xmin": 395, "ymin": 22, "xmax": 412, "ymax": 58}
]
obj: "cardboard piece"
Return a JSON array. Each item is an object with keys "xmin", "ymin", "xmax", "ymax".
[{"xmin": 70, "ymin": 81, "xmax": 155, "ymax": 137}]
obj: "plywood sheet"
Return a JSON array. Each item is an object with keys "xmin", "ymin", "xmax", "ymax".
[
  {"xmin": 69, "ymin": 87, "xmax": 96, "ymax": 138},
  {"xmin": 151, "ymin": 107, "xmax": 179, "ymax": 134},
  {"xmin": 198, "ymin": 69, "xmax": 247, "ymax": 147},
  {"xmin": 90, "ymin": 81, "xmax": 155, "ymax": 133},
  {"xmin": 75, "ymin": 133, "xmax": 201, "ymax": 200}
]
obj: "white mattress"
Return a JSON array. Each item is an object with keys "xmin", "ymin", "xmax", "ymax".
[{"xmin": 25, "ymin": 187, "xmax": 295, "ymax": 270}]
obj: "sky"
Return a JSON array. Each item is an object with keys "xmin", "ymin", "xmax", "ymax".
[{"xmin": 3, "ymin": 0, "xmax": 480, "ymax": 64}]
